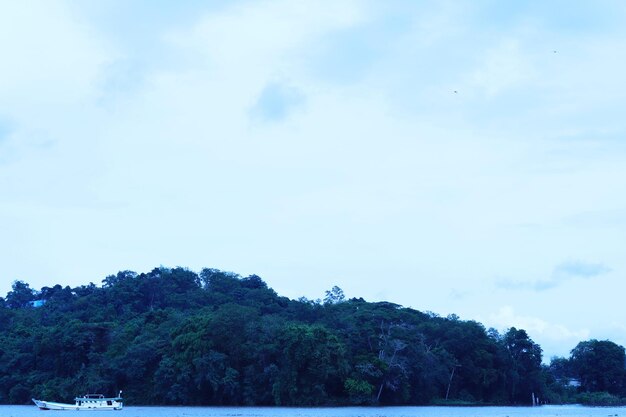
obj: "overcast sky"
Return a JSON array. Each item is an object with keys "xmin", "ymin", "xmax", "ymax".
[{"xmin": 2, "ymin": 0, "xmax": 626, "ymax": 360}]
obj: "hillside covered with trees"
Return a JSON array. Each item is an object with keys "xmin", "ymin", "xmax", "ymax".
[{"xmin": 1, "ymin": 267, "xmax": 624, "ymax": 406}]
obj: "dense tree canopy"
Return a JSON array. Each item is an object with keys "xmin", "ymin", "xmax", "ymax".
[
  {"xmin": 0, "ymin": 267, "xmax": 624, "ymax": 406},
  {"xmin": 570, "ymin": 339, "xmax": 625, "ymax": 395}
]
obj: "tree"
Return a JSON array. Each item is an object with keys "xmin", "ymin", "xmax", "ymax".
[
  {"xmin": 548, "ymin": 356, "xmax": 574, "ymax": 381},
  {"xmin": 344, "ymin": 377, "xmax": 375, "ymax": 404},
  {"xmin": 5, "ymin": 281, "xmax": 36, "ymax": 309},
  {"xmin": 200, "ymin": 268, "xmax": 240, "ymax": 292},
  {"xmin": 502, "ymin": 327, "xmax": 544, "ymax": 404},
  {"xmin": 102, "ymin": 270, "xmax": 137, "ymax": 288},
  {"xmin": 570, "ymin": 339, "xmax": 625, "ymax": 395},
  {"xmin": 272, "ymin": 323, "xmax": 347, "ymax": 405},
  {"xmin": 2, "ymin": 266, "xmax": 609, "ymax": 406},
  {"xmin": 373, "ymin": 321, "xmax": 409, "ymax": 403},
  {"xmin": 324, "ymin": 286, "xmax": 345, "ymax": 305}
]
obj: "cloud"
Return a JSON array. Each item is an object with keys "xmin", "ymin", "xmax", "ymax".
[
  {"xmin": 171, "ymin": 0, "xmax": 364, "ymax": 78},
  {"xmin": 485, "ymin": 306, "xmax": 590, "ymax": 345},
  {"xmin": 0, "ymin": 0, "xmax": 113, "ymax": 175},
  {"xmin": 0, "ymin": 1, "xmax": 112, "ymax": 108},
  {"xmin": 497, "ymin": 260, "xmax": 611, "ymax": 291},
  {"xmin": 553, "ymin": 260, "xmax": 611, "ymax": 279},
  {"xmin": 249, "ymin": 81, "xmax": 305, "ymax": 123}
]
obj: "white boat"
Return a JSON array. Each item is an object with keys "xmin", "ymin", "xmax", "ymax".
[{"xmin": 32, "ymin": 391, "xmax": 123, "ymax": 411}]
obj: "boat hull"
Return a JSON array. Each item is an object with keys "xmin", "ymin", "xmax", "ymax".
[{"xmin": 33, "ymin": 399, "xmax": 123, "ymax": 411}]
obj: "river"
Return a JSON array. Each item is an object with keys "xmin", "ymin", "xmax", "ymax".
[{"xmin": 2, "ymin": 405, "xmax": 624, "ymax": 417}]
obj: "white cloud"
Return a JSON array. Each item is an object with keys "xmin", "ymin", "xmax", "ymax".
[
  {"xmin": 0, "ymin": 1, "xmax": 113, "ymax": 110},
  {"xmin": 497, "ymin": 260, "xmax": 611, "ymax": 291},
  {"xmin": 166, "ymin": 0, "xmax": 365, "ymax": 84},
  {"xmin": 486, "ymin": 306, "xmax": 589, "ymax": 357},
  {"xmin": 0, "ymin": 0, "xmax": 114, "ymax": 191}
]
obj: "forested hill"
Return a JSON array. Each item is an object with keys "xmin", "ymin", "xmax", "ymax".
[{"xmin": 1, "ymin": 267, "xmax": 625, "ymax": 406}]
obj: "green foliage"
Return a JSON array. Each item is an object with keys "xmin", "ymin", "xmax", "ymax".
[
  {"xmin": 344, "ymin": 378, "xmax": 374, "ymax": 404},
  {"xmin": 5, "ymin": 281, "xmax": 36, "ymax": 309},
  {"xmin": 501, "ymin": 327, "xmax": 545, "ymax": 404},
  {"xmin": 272, "ymin": 323, "xmax": 347, "ymax": 405},
  {"xmin": 1, "ymin": 267, "xmax": 625, "ymax": 406},
  {"xmin": 575, "ymin": 391, "xmax": 626, "ymax": 406},
  {"xmin": 323, "ymin": 286, "xmax": 345, "ymax": 305},
  {"xmin": 570, "ymin": 339, "xmax": 626, "ymax": 395}
]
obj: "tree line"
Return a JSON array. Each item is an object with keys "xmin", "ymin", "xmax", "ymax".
[{"xmin": 0, "ymin": 267, "xmax": 624, "ymax": 406}]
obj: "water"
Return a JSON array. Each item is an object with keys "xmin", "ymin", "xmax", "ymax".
[{"xmin": 2, "ymin": 405, "xmax": 624, "ymax": 417}]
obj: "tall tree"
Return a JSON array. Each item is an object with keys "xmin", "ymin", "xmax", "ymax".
[
  {"xmin": 5, "ymin": 281, "xmax": 36, "ymax": 309},
  {"xmin": 502, "ymin": 327, "xmax": 544, "ymax": 404},
  {"xmin": 570, "ymin": 339, "xmax": 626, "ymax": 395}
]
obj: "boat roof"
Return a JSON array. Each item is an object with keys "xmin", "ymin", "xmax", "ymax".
[{"xmin": 75, "ymin": 394, "xmax": 122, "ymax": 400}]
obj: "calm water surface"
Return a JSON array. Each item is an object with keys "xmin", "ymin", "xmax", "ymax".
[{"xmin": 2, "ymin": 405, "xmax": 624, "ymax": 417}]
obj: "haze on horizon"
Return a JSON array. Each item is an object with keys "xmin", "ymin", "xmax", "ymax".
[{"xmin": 1, "ymin": 0, "xmax": 626, "ymax": 360}]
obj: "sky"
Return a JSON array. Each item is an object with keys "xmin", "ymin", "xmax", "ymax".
[{"xmin": 1, "ymin": 0, "xmax": 626, "ymax": 360}]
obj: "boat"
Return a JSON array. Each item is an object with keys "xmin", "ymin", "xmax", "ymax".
[{"xmin": 32, "ymin": 391, "xmax": 123, "ymax": 411}]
